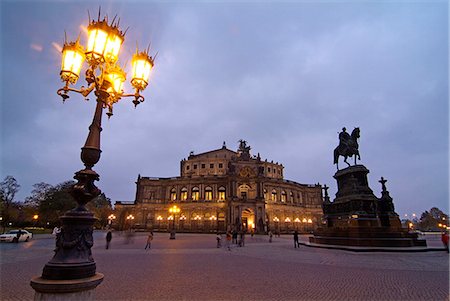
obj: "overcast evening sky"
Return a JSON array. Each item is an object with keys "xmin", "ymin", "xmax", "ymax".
[{"xmin": 1, "ymin": 0, "xmax": 448, "ymax": 218}]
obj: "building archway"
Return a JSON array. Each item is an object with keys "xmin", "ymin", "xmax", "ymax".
[{"xmin": 241, "ymin": 208, "xmax": 255, "ymax": 232}]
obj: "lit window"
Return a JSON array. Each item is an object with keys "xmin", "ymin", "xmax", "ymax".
[
  {"xmin": 205, "ymin": 187, "xmax": 213, "ymax": 201},
  {"xmin": 192, "ymin": 187, "xmax": 199, "ymax": 201},
  {"xmin": 170, "ymin": 188, "xmax": 176, "ymax": 201},
  {"xmin": 218, "ymin": 186, "xmax": 226, "ymax": 201},
  {"xmin": 281, "ymin": 191, "xmax": 287, "ymax": 202},
  {"xmin": 181, "ymin": 187, "xmax": 188, "ymax": 200},
  {"xmin": 271, "ymin": 189, "xmax": 277, "ymax": 202},
  {"xmin": 264, "ymin": 189, "xmax": 267, "ymax": 200}
]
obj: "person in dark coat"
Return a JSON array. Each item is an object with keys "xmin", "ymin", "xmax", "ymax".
[
  {"xmin": 106, "ymin": 230, "xmax": 112, "ymax": 249},
  {"xmin": 293, "ymin": 231, "xmax": 299, "ymax": 248},
  {"xmin": 232, "ymin": 230, "xmax": 238, "ymax": 244},
  {"xmin": 441, "ymin": 230, "xmax": 449, "ymax": 253}
]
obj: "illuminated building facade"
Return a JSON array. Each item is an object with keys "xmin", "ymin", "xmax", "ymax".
[{"xmin": 115, "ymin": 141, "xmax": 323, "ymax": 233}]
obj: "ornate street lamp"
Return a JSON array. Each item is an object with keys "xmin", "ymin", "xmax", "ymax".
[
  {"xmin": 169, "ymin": 205, "xmax": 180, "ymax": 239},
  {"xmin": 108, "ymin": 214, "xmax": 116, "ymax": 227},
  {"xmin": 31, "ymin": 10, "xmax": 155, "ymax": 298},
  {"xmin": 126, "ymin": 214, "xmax": 135, "ymax": 230}
]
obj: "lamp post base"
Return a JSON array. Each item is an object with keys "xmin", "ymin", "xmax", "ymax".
[
  {"xmin": 30, "ymin": 273, "xmax": 104, "ymax": 301},
  {"xmin": 41, "ymin": 210, "xmax": 97, "ymax": 280}
]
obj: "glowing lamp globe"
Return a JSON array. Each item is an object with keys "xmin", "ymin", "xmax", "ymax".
[
  {"xmin": 86, "ymin": 19, "xmax": 124, "ymax": 65},
  {"xmin": 131, "ymin": 51, "xmax": 154, "ymax": 91},
  {"xmin": 104, "ymin": 33, "xmax": 123, "ymax": 64},
  {"xmin": 60, "ymin": 40, "xmax": 85, "ymax": 84},
  {"xmin": 105, "ymin": 65, "xmax": 126, "ymax": 95}
]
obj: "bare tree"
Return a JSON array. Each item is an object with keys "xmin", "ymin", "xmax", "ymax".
[{"xmin": 0, "ymin": 176, "xmax": 21, "ymax": 231}]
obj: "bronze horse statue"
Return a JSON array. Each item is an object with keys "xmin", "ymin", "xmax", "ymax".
[{"xmin": 333, "ymin": 127, "xmax": 361, "ymax": 170}]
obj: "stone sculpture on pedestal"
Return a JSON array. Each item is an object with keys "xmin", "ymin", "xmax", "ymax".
[{"xmin": 310, "ymin": 127, "xmax": 426, "ymax": 249}]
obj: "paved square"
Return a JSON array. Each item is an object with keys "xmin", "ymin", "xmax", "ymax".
[{"xmin": 1, "ymin": 232, "xmax": 448, "ymax": 300}]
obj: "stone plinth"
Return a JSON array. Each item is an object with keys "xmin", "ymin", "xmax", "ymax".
[
  {"xmin": 30, "ymin": 273, "xmax": 104, "ymax": 301},
  {"xmin": 311, "ymin": 165, "xmax": 426, "ymax": 249}
]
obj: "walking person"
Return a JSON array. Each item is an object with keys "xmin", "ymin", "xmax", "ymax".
[
  {"xmin": 106, "ymin": 230, "xmax": 112, "ymax": 249},
  {"xmin": 226, "ymin": 231, "xmax": 232, "ymax": 251},
  {"xmin": 216, "ymin": 232, "xmax": 222, "ymax": 248},
  {"xmin": 16, "ymin": 229, "xmax": 23, "ymax": 243},
  {"xmin": 232, "ymin": 230, "xmax": 238, "ymax": 244},
  {"xmin": 269, "ymin": 230, "xmax": 273, "ymax": 243},
  {"xmin": 52, "ymin": 226, "xmax": 61, "ymax": 236},
  {"xmin": 240, "ymin": 231, "xmax": 245, "ymax": 247},
  {"xmin": 293, "ymin": 230, "xmax": 299, "ymax": 248},
  {"xmin": 441, "ymin": 230, "xmax": 449, "ymax": 253},
  {"xmin": 145, "ymin": 231, "xmax": 153, "ymax": 250}
]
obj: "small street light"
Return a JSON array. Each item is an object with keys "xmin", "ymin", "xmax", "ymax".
[
  {"xmin": 168, "ymin": 205, "xmax": 180, "ymax": 239},
  {"xmin": 31, "ymin": 10, "xmax": 155, "ymax": 298},
  {"xmin": 108, "ymin": 214, "xmax": 116, "ymax": 227},
  {"xmin": 294, "ymin": 217, "xmax": 300, "ymax": 230},
  {"xmin": 126, "ymin": 214, "xmax": 135, "ymax": 229}
]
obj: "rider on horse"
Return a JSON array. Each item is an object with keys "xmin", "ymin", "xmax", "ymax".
[
  {"xmin": 334, "ymin": 127, "xmax": 361, "ymax": 169},
  {"xmin": 338, "ymin": 127, "xmax": 351, "ymax": 154}
]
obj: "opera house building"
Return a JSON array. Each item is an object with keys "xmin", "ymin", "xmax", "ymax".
[{"xmin": 115, "ymin": 141, "xmax": 324, "ymax": 233}]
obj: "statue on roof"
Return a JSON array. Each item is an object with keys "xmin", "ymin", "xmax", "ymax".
[
  {"xmin": 238, "ymin": 139, "xmax": 251, "ymax": 153},
  {"xmin": 238, "ymin": 139, "xmax": 251, "ymax": 160}
]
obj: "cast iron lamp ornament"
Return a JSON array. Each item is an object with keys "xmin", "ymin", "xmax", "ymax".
[{"xmin": 41, "ymin": 11, "xmax": 154, "ymax": 281}]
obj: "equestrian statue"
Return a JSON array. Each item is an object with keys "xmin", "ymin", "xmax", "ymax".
[{"xmin": 333, "ymin": 127, "xmax": 361, "ymax": 170}]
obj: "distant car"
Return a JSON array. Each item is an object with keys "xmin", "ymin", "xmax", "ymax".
[{"xmin": 0, "ymin": 229, "xmax": 33, "ymax": 243}]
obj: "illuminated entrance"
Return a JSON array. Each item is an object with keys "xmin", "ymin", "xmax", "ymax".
[{"xmin": 241, "ymin": 208, "xmax": 255, "ymax": 232}]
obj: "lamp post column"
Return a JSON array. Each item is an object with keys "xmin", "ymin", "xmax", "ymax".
[
  {"xmin": 30, "ymin": 98, "xmax": 105, "ymax": 299},
  {"xmin": 30, "ymin": 10, "xmax": 155, "ymax": 300}
]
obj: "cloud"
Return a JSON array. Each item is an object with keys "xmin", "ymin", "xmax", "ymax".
[
  {"xmin": 30, "ymin": 43, "xmax": 43, "ymax": 52},
  {"xmin": 1, "ymin": 1, "xmax": 448, "ymax": 218},
  {"xmin": 52, "ymin": 42, "xmax": 62, "ymax": 53}
]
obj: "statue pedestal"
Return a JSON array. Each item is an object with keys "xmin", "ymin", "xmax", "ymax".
[
  {"xmin": 310, "ymin": 165, "xmax": 426, "ymax": 248},
  {"xmin": 30, "ymin": 273, "xmax": 104, "ymax": 301}
]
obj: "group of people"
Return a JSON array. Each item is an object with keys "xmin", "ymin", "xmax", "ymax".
[
  {"xmin": 103, "ymin": 229, "xmax": 448, "ymax": 252},
  {"xmin": 217, "ymin": 230, "xmax": 247, "ymax": 250},
  {"xmin": 105, "ymin": 230, "xmax": 154, "ymax": 250}
]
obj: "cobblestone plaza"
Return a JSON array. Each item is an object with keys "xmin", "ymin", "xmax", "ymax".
[{"xmin": 1, "ymin": 232, "xmax": 448, "ymax": 300}]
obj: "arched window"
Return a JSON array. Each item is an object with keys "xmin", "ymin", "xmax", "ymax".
[
  {"xmin": 170, "ymin": 188, "xmax": 176, "ymax": 201},
  {"xmin": 264, "ymin": 189, "xmax": 268, "ymax": 200},
  {"xmin": 205, "ymin": 186, "xmax": 213, "ymax": 201},
  {"xmin": 218, "ymin": 186, "xmax": 226, "ymax": 201},
  {"xmin": 290, "ymin": 191, "xmax": 294, "ymax": 203},
  {"xmin": 271, "ymin": 189, "xmax": 277, "ymax": 202},
  {"xmin": 281, "ymin": 191, "xmax": 287, "ymax": 202},
  {"xmin": 180, "ymin": 187, "xmax": 188, "ymax": 201},
  {"xmin": 192, "ymin": 187, "xmax": 199, "ymax": 201}
]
